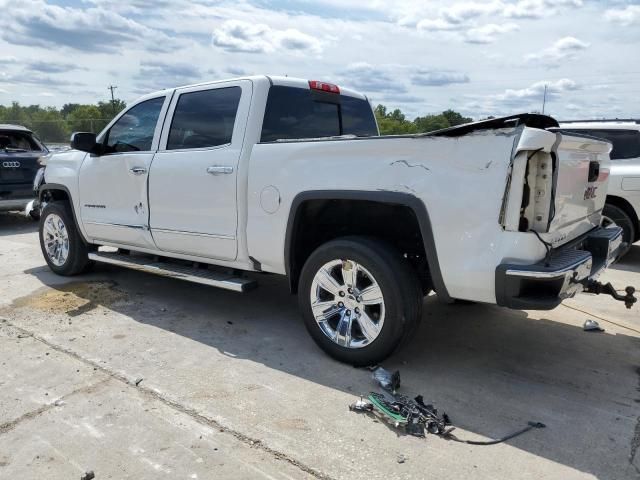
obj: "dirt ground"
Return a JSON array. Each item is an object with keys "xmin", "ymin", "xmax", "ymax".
[{"xmin": 1, "ymin": 212, "xmax": 639, "ymax": 479}]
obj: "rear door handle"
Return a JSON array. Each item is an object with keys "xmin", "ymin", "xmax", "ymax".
[
  {"xmin": 207, "ymin": 166, "xmax": 234, "ymax": 175},
  {"xmin": 129, "ymin": 167, "xmax": 147, "ymax": 175}
]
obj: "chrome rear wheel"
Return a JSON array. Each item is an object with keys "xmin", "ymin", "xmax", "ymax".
[{"xmin": 310, "ymin": 259, "xmax": 386, "ymax": 349}]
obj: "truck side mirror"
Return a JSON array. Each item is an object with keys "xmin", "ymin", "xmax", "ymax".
[{"xmin": 70, "ymin": 132, "xmax": 100, "ymax": 154}]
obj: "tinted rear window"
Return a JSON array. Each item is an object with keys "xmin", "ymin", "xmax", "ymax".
[
  {"xmin": 261, "ymin": 86, "xmax": 377, "ymax": 142},
  {"xmin": 564, "ymin": 128, "xmax": 640, "ymax": 160}
]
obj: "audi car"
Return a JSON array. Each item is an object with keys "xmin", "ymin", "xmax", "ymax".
[{"xmin": 0, "ymin": 124, "xmax": 49, "ymax": 219}]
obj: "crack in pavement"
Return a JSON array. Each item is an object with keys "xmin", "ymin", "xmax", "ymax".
[
  {"xmin": 0, "ymin": 378, "xmax": 111, "ymax": 436},
  {"xmin": 2, "ymin": 319, "xmax": 337, "ymax": 480}
]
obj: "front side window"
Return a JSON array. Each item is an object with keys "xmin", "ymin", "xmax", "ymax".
[
  {"xmin": 565, "ymin": 128, "xmax": 640, "ymax": 160},
  {"xmin": 105, "ymin": 96, "xmax": 165, "ymax": 153},
  {"xmin": 167, "ymin": 87, "xmax": 242, "ymax": 150}
]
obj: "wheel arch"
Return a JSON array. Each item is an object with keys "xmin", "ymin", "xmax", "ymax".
[
  {"xmin": 606, "ymin": 194, "xmax": 639, "ymax": 242},
  {"xmin": 39, "ymin": 183, "xmax": 88, "ymax": 244},
  {"xmin": 284, "ymin": 190, "xmax": 451, "ymax": 302}
]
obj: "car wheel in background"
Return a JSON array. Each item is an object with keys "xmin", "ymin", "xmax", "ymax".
[{"xmin": 602, "ymin": 203, "xmax": 636, "ymax": 257}]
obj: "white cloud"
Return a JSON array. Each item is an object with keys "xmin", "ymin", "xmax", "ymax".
[
  {"xmin": 411, "ymin": 70, "xmax": 470, "ymax": 86},
  {"xmin": 465, "ymin": 23, "xmax": 519, "ymax": 44},
  {"xmin": 487, "ymin": 78, "xmax": 579, "ymax": 109},
  {"xmin": 211, "ymin": 20, "xmax": 322, "ymax": 55},
  {"xmin": 525, "ymin": 36, "xmax": 589, "ymax": 65},
  {"xmin": 605, "ymin": 5, "xmax": 640, "ymax": 26},
  {"xmin": 338, "ymin": 63, "xmax": 408, "ymax": 94}
]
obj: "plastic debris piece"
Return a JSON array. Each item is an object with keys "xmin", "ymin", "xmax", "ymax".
[
  {"xmin": 583, "ymin": 319, "xmax": 604, "ymax": 332},
  {"xmin": 397, "ymin": 454, "xmax": 406, "ymax": 464},
  {"xmin": 349, "ymin": 397, "xmax": 373, "ymax": 412},
  {"xmin": 372, "ymin": 367, "xmax": 400, "ymax": 393},
  {"xmin": 134, "ymin": 377, "xmax": 143, "ymax": 386},
  {"xmin": 81, "ymin": 471, "xmax": 95, "ymax": 480}
]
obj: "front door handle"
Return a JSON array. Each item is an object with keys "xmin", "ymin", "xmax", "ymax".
[
  {"xmin": 207, "ymin": 166, "xmax": 234, "ymax": 175},
  {"xmin": 129, "ymin": 167, "xmax": 147, "ymax": 175}
]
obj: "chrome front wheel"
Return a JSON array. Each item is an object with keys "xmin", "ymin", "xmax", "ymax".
[{"xmin": 43, "ymin": 213, "xmax": 70, "ymax": 266}]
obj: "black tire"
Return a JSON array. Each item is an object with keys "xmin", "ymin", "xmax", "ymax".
[
  {"xmin": 602, "ymin": 203, "xmax": 636, "ymax": 256},
  {"xmin": 298, "ymin": 236, "xmax": 423, "ymax": 366},
  {"xmin": 39, "ymin": 201, "xmax": 92, "ymax": 276}
]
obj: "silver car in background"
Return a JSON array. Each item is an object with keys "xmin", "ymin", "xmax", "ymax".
[{"xmin": 557, "ymin": 119, "xmax": 640, "ymax": 255}]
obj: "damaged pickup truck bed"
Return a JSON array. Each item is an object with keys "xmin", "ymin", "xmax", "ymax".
[{"xmin": 37, "ymin": 75, "xmax": 635, "ymax": 365}]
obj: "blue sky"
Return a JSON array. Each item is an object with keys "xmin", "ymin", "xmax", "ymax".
[{"xmin": 0, "ymin": 0, "xmax": 638, "ymax": 120}]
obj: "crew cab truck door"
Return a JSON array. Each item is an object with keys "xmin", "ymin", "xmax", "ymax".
[
  {"xmin": 148, "ymin": 80, "xmax": 251, "ymax": 260},
  {"xmin": 78, "ymin": 95, "xmax": 169, "ymax": 248}
]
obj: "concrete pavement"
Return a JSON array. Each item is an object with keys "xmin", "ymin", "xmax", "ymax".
[{"xmin": 1, "ymin": 212, "xmax": 639, "ymax": 479}]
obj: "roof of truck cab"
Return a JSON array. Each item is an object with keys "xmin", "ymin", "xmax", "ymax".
[
  {"xmin": 0, "ymin": 124, "xmax": 32, "ymax": 132},
  {"xmin": 144, "ymin": 75, "xmax": 368, "ymax": 102}
]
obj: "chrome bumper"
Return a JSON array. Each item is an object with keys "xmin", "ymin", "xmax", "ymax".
[{"xmin": 496, "ymin": 226, "xmax": 624, "ymax": 310}]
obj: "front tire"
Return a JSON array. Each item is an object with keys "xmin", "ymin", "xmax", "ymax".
[
  {"xmin": 298, "ymin": 236, "xmax": 422, "ymax": 366},
  {"xmin": 39, "ymin": 201, "xmax": 92, "ymax": 275},
  {"xmin": 602, "ymin": 203, "xmax": 636, "ymax": 257}
]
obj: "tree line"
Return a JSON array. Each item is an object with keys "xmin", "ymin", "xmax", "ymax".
[
  {"xmin": 374, "ymin": 105, "xmax": 473, "ymax": 134},
  {"xmin": 0, "ymin": 100, "xmax": 473, "ymax": 143},
  {"xmin": 0, "ymin": 100, "xmax": 127, "ymax": 143}
]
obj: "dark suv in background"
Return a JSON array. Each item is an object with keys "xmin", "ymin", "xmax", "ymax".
[{"xmin": 0, "ymin": 124, "xmax": 48, "ymax": 219}]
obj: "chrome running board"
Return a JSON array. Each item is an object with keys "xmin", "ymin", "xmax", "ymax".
[{"xmin": 88, "ymin": 251, "xmax": 257, "ymax": 292}]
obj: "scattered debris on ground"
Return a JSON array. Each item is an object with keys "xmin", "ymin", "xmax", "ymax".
[
  {"xmin": 583, "ymin": 319, "xmax": 605, "ymax": 332},
  {"xmin": 351, "ymin": 366, "xmax": 546, "ymax": 445},
  {"xmin": 80, "ymin": 471, "xmax": 95, "ymax": 480},
  {"xmin": 134, "ymin": 377, "xmax": 144, "ymax": 386}
]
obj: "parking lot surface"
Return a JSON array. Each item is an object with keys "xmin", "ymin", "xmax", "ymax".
[{"xmin": 1, "ymin": 212, "xmax": 639, "ymax": 479}]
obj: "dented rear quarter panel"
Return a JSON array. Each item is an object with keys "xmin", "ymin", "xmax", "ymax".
[{"xmin": 247, "ymin": 127, "xmax": 554, "ymax": 303}]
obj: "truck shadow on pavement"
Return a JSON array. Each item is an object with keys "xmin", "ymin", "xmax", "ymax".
[
  {"xmin": 611, "ymin": 243, "xmax": 640, "ymax": 273},
  {"xmin": 21, "ymin": 264, "xmax": 640, "ymax": 480},
  {"xmin": 0, "ymin": 212, "xmax": 38, "ymax": 237}
]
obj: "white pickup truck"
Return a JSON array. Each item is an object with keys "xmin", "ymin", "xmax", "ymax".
[{"xmin": 37, "ymin": 76, "xmax": 636, "ymax": 365}]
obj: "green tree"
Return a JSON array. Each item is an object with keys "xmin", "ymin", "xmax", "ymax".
[
  {"xmin": 67, "ymin": 105, "xmax": 103, "ymax": 133},
  {"xmin": 374, "ymin": 105, "xmax": 417, "ymax": 135}
]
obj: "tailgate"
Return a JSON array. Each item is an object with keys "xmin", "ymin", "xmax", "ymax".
[{"xmin": 548, "ymin": 132, "xmax": 610, "ymax": 237}]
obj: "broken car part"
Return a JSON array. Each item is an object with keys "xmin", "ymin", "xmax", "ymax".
[
  {"xmin": 583, "ymin": 319, "xmax": 605, "ymax": 332},
  {"xmin": 371, "ymin": 366, "xmax": 401, "ymax": 393}
]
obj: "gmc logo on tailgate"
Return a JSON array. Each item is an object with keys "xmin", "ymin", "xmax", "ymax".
[{"xmin": 2, "ymin": 161, "xmax": 21, "ymax": 168}]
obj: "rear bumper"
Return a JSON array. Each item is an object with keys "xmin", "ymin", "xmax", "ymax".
[{"xmin": 496, "ymin": 226, "xmax": 624, "ymax": 310}]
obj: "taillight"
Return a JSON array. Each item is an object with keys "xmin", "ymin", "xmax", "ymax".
[{"xmin": 308, "ymin": 80, "xmax": 340, "ymax": 94}]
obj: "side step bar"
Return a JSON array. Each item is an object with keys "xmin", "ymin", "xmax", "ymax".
[{"xmin": 88, "ymin": 251, "xmax": 257, "ymax": 292}]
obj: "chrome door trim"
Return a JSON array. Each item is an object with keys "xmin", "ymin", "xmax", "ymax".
[
  {"xmin": 152, "ymin": 227, "xmax": 235, "ymax": 240},
  {"xmin": 84, "ymin": 221, "xmax": 147, "ymax": 230}
]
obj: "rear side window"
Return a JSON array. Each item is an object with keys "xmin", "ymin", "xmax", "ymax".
[
  {"xmin": 261, "ymin": 86, "xmax": 377, "ymax": 142},
  {"xmin": 167, "ymin": 87, "xmax": 241, "ymax": 150},
  {"xmin": 565, "ymin": 129, "xmax": 640, "ymax": 160}
]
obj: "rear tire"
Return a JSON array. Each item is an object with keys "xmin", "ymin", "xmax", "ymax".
[
  {"xmin": 39, "ymin": 201, "xmax": 92, "ymax": 276},
  {"xmin": 602, "ymin": 203, "xmax": 636, "ymax": 256},
  {"xmin": 298, "ymin": 236, "xmax": 423, "ymax": 366}
]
